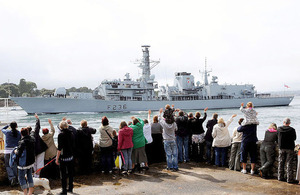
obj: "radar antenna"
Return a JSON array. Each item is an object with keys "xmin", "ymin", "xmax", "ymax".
[
  {"xmin": 199, "ymin": 57, "xmax": 212, "ymax": 86},
  {"xmin": 132, "ymin": 45, "xmax": 160, "ymax": 80}
]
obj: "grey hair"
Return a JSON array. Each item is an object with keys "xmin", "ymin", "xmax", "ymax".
[
  {"xmin": 59, "ymin": 121, "xmax": 69, "ymax": 130},
  {"xmin": 283, "ymin": 118, "xmax": 291, "ymax": 125}
]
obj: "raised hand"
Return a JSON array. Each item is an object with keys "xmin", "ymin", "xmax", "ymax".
[
  {"xmin": 232, "ymin": 114, "xmax": 237, "ymax": 118},
  {"xmin": 34, "ymin": 113, "xmax": 39, "ymax": 119},
  {"xmin": 148, "ymin": 110, "xmax": 151, "ymax": 115},
  {"xmin": 48, "ymin": 119, "xmax": 52, "ymax": 124},
  {"xmin": 159, "ymin": 108, "xmax": 163, "ymax": 114},
  {"xmin": 204, "ymin": 107, "xmax": 208, "ymax": 112},
  {"xmin": 241, "ymin": 103, "xmax": 244, "ymax": 107}
]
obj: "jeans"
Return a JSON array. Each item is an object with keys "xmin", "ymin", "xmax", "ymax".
[
  {"xmin": 60, "ymin": 160, "xmax": 74, "ymax": 193},
  {"xmin": 215, "ymin": 147, "xmax": 228, "ymax": 167},
  {"xmin": 278, "ymin": 149, "xmax": 294, "ymax": 182},
  {"xmin": 229, "ymin": 142, "xmax": 241, "ymax": 171},
  {"xmin": 121, "ymin": 148, "xmax": 133, "ymax": 171},
  {"xmin": 177, "ymin": 136, "xmax": 189, "ymax": 162},
  {"xmin": 4, "ymin": 153, "xmax": 17, "ymax": 181},
  {"xmin": 260, "ymin": 144, "xmax": 275, "ymax": 177},
  {"xmin": 164, "ymin": 140, "xmax": 178, "ymax": 169},
  {"xmin": 18, "ymin": 168, "xmax": 34, "ymax": 190}
]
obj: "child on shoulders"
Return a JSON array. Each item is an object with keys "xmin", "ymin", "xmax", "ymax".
[{"xmin": 240, "ymin": 102, "xmax": 259, "ymax": 125}]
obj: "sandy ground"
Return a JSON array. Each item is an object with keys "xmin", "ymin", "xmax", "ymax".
[{"xmin": 0, "ymin": 162, "xmax": 299, "ymax": 195}]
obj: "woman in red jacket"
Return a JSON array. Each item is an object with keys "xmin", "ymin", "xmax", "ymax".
[{"xmin": 117, "ymin": 121, "xmax": 133, "ymax": 174}]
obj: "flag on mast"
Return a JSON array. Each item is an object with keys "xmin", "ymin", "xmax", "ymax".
[{"xmin": 284, "ymin": 84, "xmax": 290, "ymax": 88}]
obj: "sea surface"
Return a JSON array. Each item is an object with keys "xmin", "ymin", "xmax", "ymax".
[{"xmin": 1, "ymin": 96, "xmax": 300, "ymax": 144}]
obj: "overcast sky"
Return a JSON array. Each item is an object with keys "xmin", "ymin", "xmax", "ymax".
[{"xmin": 0, "ymin": 0, "xmax": 299, "ymax": 92}]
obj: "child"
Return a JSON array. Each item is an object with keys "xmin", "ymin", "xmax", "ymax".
[
  {"xmin": 118, "ymin": 121, "xmax": 133, "ymax": 174},
  {"xmin": 163, "ymin": 104, "xmax": 175, "ymax": 124},
  {"xmin": 240, "ymin": 102, "xmax": 259, "ymax": 125}
]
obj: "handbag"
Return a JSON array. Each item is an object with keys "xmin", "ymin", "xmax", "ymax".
[{"xmin": 105, "ymin": 130, "xmax": 118, "ymax": 150}]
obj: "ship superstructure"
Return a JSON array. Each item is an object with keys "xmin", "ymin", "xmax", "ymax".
[{"xmin": 96, "ymin": 45, "xmax": 158, "ymax": 101}]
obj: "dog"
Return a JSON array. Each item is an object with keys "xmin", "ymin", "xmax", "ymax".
[{"xmin": 33, "ymin": 177, "xmax": 51, "ymax": 191}]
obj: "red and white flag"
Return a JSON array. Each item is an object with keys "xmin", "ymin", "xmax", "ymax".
[{"xmin": 284, "ymin": 84, "xmax": 290, "ymax": 88}]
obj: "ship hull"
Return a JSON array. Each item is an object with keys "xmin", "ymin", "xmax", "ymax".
[{"xmin": 10, "ymin": 96, "xmax": 294, "ymax": 114}]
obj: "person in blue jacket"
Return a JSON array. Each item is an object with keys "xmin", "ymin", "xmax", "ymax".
[
  {"xmin": 15, "ymin": 127, "xmax": 36, "ymax": 195},
  {"xmin": 1, "ymin": 122, "xmax": 21, "ymax": 186}
]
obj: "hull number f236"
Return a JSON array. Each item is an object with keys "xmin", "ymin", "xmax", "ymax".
[{"xmin": 107, "ymin": 104, "xmax": 127, "ymax": 111}]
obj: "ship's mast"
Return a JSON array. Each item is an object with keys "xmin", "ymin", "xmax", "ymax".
[
  {"xmin": 203, "ymin": 57, "xmax": 211, "ymax": 86},
  {"xmin": 141, "ymin": 45, "xmax": 151, "ymax": 80}
]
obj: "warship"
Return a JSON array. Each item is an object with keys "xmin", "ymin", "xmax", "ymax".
[{"xmin": 10, "ymin": 45, "xmax": 294, "ymax": 114}]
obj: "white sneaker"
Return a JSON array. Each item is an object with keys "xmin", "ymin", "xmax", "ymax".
[
  {"xmin": 250, "ymin": 170, "xmax": 255, "ymax": 175},
  {"xmin": 241, "ymin": 169, "xmax": 247, "ymax": 174}
]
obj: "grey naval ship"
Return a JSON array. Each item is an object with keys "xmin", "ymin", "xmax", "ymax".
[{"xmin": 11, "ymin": 45, "xmax": 294, "ymax": 114}]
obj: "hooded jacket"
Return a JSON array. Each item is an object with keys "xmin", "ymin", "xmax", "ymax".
[
  {"xmin": 16, "ymin": 135, "xmax": 35, "ymax": 169},
  {"xmin": 261, "ymin": 129, "xmax": 277, "ymax": 147},
  {"xmin": 175, "ymin": 115, "xmax": 189, "ymax": 137},
  {"xmin": 99, "ymin": 125, "xmax": 114, "ymax": 148},
  {"xmin": 159, "ymin": 114, "xmax": 177, "ymax": 141},
  {"xmin": 212, "ymin": 117, "xmax": 234, "ymax": 147},
  {"xmin": 205, "ymin": 118, "xmax": 218, "ymax": 142},
  {"xmin": 34, "ymin": 119, "xmax": 48, "ymax": 155},
  {"xmin": 277, "ymin": 125, "xmax": 296, "ymax": 150},
  {"xmin": 129, "ymin": 118, "xmax": 146, "ymax": 149},
  {"xmin": 76, "ymin": 126, "xmax": 96, "ymax": 153},
  {"xmin": 42, "ymin": 123, "xmax": 57, "ymax": 160},
  {"xmin": 192, "ymin": 112, "xmax": 207, "ymax": 134},
  {"xmin": 117, "ymin": 126, "xmax": 133, "ymax": 150}
]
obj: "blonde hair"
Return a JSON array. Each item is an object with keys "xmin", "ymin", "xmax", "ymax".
[
  {"xmin": 268, "ymin": 123, "xmax": 277, "ymax": 130},
  {"xmin": 80, "ymin": 120, "xmax": 87, "ymax": 128},
  {"xmin": 218, "ymin": 117, "xmax": 225, "ymax": 126},
  {"xmin": 165, "ymin": 104, "xmax": 170, "ymax": 109},
  {"xmin": 246, "ymin": 102, "xmax": 253, "ymax": 108},
  {"xmin": 59, "ymin": 121, "xmax": 69, "ymax": 130}
]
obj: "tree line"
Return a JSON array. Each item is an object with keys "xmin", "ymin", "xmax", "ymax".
[{"xmin": 0, "ymin": 79, "xmax": 93, "ymax": 98}]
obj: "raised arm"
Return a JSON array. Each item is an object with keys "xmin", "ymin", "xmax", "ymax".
[
  {"xmin": 148, "ymin": 110, "xmax": 151, "ymax": 124},
  {"xmin": 49, "ymin": 119, "xmax": 55, "ymax": 136},
  {"xmin": 34, "ymin": 114, "xmax": 40, "ymax": 134},
  {"xmin": 226, "ymin": 114, "xmax": 237, "ymax": 127},
  {"xmin": 158, "ymin": 108, "xmax": 163, "ymax": 123}
]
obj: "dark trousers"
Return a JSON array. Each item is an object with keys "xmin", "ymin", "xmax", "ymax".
[
  {"xmin": 240, "ymin": 142, "xmax": 257, "ymax": 163},
  {"xmin": 41, "ymin": 157, "xmax": 59, "ymax": 179},
  {"xmin": 278, "ymin": 149, "xmax": 295, "ymax": 182},
  {"xmin": 191, "ymin": 142, "xmax": 205, "ymax": 162},
  {"xmin": 147, "ymin": 134, "xmax": 165, "ymax": 164},
  {"xmin": 206, "ymin": 141, "xmax": 215, "ymax": 164},
  {"xmin": 78, "ymin": 151, "xmax": 92, "ymax": 174},
  {"xmin": 60, "ymin": 160, "xmax": 74, "ymax": 193},
  {"xmin": 101, "ymin": 147, "xmax": 113, "ymax": 172},
  {"xmin": 260, "ymin": 144, "xmax": 275, "ymax": 177}
]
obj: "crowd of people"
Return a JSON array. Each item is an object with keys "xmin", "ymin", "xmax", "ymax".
[{"xmin": 0, "ymin": 102, "xmax": 299, "ymax": 195}]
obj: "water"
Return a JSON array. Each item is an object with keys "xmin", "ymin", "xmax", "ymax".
[{"xmin": 1, "ymin": 97, "xmax": 300, "ymax": 144}]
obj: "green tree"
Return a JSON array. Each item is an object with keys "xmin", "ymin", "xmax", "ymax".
[
  {"xmin": 0, "ymin": 83, "xmax": 20, "ymax": 97},
  {"xmin": 18, "ymin": 79, "xmax": 37, "ymax": 97}
]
